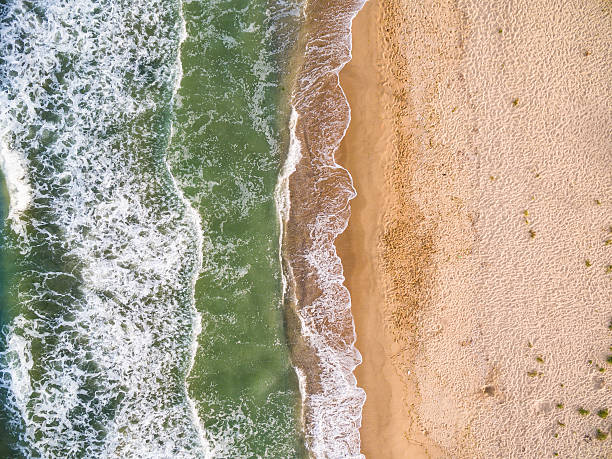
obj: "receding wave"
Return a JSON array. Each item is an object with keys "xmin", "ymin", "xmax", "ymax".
[
  {"xmin": 0, "ymin": 0, "xmax": 209, "ymax": 456},
  {"xmin": 277, "ymin": 0, "xmax": 367, "ymax": 457}
]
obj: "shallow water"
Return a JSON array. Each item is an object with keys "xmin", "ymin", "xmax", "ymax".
[{"xmin": 279, "ymin": 0, "xmax": 367, "ymax": 456}]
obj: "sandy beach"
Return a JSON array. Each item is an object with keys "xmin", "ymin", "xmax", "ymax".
[
  {"xmin": 338, "ymin": 0, "xmax": 612, "ymax": 457},
  {"xmin": 336, "ymin": 0, "xmax": 443, "ymax": 456}
]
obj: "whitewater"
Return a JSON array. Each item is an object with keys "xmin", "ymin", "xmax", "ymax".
[
  {"xmin": 0, "ymin": 0, "xmax": 209, "ymax": 455},
  {"xmin": 0, "ymin": 0, "xmax": 369, "ymax": 456}
]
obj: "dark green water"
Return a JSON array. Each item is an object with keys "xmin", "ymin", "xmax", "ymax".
[
  {"xmin": 0, "ymin": 169, "xmax": 17, "ymax": 458},
  {"xmin": 168, "ymin": 0, "xmax": 305, "ymax": 456}
]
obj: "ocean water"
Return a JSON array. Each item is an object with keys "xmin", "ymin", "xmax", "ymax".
[
  {"xmin": 0, "ymin": 0, "xmax": 366, "ymax": 457},
  {"xmin": 167, "ymin": 0, "xmax": 305, "ymax": 456},
  {"xmin": 0, "ymin": 0, "xmax": 209, "ymax": 455}
]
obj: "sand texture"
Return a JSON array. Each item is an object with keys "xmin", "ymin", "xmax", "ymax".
[{"xmin": 339, "ymin": 0, "xmax": 612, "ymax": 457}]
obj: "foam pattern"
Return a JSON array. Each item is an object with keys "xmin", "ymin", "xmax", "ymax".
[
  {"xmin": 0, "ymin": 0, "xmax": 209, "ymax": 456},
  {"xmin": 279, "ymin": 0, "xmax": 368, "ymax": 456}
]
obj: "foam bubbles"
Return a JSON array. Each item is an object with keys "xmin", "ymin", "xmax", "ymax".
[
  {"xmin": 277, "ymin": 0, "xmax": 367, "ymax": 456},
  {"xmin": 0, "ymin": 0, "xmax": 209, "ymax": 456},
  {"xmin": 0, "ymin": 141, "xmax": 33, "ymax": 238}
]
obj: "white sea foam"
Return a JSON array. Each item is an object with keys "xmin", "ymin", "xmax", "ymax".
[
  {"xmin": 275, "ymin": 109, "xmax": 302, "ymax": 231},
  {"xmin": 276, "ymin": 0, "xmax": 368, "ymax": 457},
  {"xmin": 0, "ymin": 0, "xmax": 210, "ymax": 456},
  {"xmin": 0, "ymin": 139, "xmax": 33, "ymax": 238}
]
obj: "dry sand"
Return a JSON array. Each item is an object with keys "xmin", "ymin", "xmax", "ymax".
[{"xmin": 338, "ymin": 0, "xmax": 612, "ymax": 457}]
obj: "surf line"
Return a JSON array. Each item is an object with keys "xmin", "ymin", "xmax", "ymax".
[
  {"xmin": 169, "ymin": 0, "xmax": 212, "ymax": 455},
  {"xmin": 275, "ymin": 0, "xmax": 368, "ymax": 456}
]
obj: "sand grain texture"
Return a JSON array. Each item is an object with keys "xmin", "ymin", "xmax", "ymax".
[
  {"xmin": 337, "ymin": 1, "xmax": 442, "ymax": 456},
  {"xmin": 339, "ymin": 0, "xmax": 612, "ymax": 457}
]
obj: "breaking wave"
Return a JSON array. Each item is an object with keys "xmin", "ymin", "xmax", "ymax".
[{"xmin": 0, "ymin": 0, "xmax": 209, "ymax": 456}]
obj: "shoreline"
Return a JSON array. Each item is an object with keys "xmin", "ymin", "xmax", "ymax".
[
  {"xmin": 279, "ymin": 0, "xmax": 367, "ymax": 455},
  {"xmin": 336, "ymin": 0, "xmax": 439, "ymax": 456}
]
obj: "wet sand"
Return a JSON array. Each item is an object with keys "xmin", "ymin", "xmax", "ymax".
[
  {"xmin": 338, "ymin": 0, "xmax": 612, "ymax": 457},
  {"xmin": 338, "ymin": 1, "xmax": 421, "ymax": 456},
  {"xmin": 336, "ymin": 0, "xmax": 442, "ymax": 456}
]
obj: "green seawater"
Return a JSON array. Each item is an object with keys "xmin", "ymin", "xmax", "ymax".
[
  {"xmin": 168, "ymin": 0, "xmax": 305, "ymax": 456},
  {"xmin": 0, "ymin": 172, "xmax": 16, "ymax": 458},
  {"xmin": 0, "ymin": 1, "xmax": 209, "ymax": 455},
  {"xmin": 0, "ymin": 0, "xmax": 304, "ymax": 455}
]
